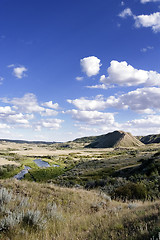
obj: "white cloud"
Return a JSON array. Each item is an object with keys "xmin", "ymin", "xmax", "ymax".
[
  {"xmin": 76, "ymin": 76, "xmax": 84, "ymax": 81},
  {"xmin": 0, "ymin": 102, "xmax": 34, "ymax": 127},
  {"xmin": 7, "ymin": 64, "xmax": 15, "ymax": 68},
  {"xmin": 86, "ymin": 75, "xmax": 115, "ymax": 90},
  {"xmin": 119, "ymin": 8, "xmax": 160, "ymax": 33},
  {"xmin": 86, "ymin": 84, "xmax": 108, "ymax": 89},
  {"xmin": 141, "ymin": 0, "xmax": 160, "ymax": 3},
  {"xmin": 67, "ymin": 96, "xmax": 107, "ymax": 111},
  {"xmin": 67, "ymin": 109, "xmax": 115, "ymax": 125},
  {"xmin": 80, "ymin": 56, "xmax": 101, "ymax": 77},
  {"xmin": 140, "ymin": 46, "xmax": 154, "ymax": 52},
  {"xmin": 4, "ymin": 93, "xmax": 44, "ymax": 113},
  {"xmin": 40, "ymin": 119, "xmax": 63, "ymax": 130},
  {"xmin": 68, "ymin": 87, "xmax": 160, "ymax": 114},
  {"xmin": 104, "ymin": 60, "xmax": 160, "ymax": 87},
  {"xmin": 40, "ymin": 109, "xmax": 58, "ymax": 117},
  {"xmin": 0, "ymin": 111, "xmax": 33, "ymax": 127},
  {"xmin": 100, "ymin": 75, "xmax": 107, "ymax": 83},
  {"xmin": 118, "ymin": 8, "xmax": 133, "ymax": 18},
  {"xmin": 13, "ymin": 66, "xmax": 28, "ymax": 79},
  {"xmin": 121, "ymin": 1, "xmax": 125, "ymax": 6},
  {"xmin": 105, "ymin": 87, "xmax": 160, "ymax": 113},
  {"xmin": 0, "ymin": 93, "xmax": 64, "ymax": 138},
  {"xmin": 0, "ymin": 106, "xmax": 13, "ymax": 115},
  {"xmin": 134, "ymin": 12, "xmax": 160, "ymax": 32},
  {"xmin": 6, "ymin": 113, "xmax": 31, "ymax": 125},
  {"xmin": 42, "ymin": 101, "xmax": 59, "ymax": 109},
  {"xmin": 126, "ymin": 115, "xmax": 160, "ymax": 128},
  {"xmin": 121, "ymin": 115, "xmax": 160, "ymax": 136},
  {"xmin": 116, "ymin": 87, "xmax": 160, "ymax": 113},
  {"xmin": 0, "ymin": 123, "xmax": 10, "ymax": 129}
]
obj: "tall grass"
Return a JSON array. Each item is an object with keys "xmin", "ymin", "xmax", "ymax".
[{"xmin": 0, "ymin": 179, "xmax": 160, "ymax": 240}]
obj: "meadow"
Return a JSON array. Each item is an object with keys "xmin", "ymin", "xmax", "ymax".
[{"xmin": 0, "ymin": 140, "xmax": 160, "ymax": 239}]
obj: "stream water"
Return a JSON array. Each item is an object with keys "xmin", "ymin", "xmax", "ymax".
[
  {"xmin": 34, "ymin": 159, "xmax": 51, "ymax": 167},
  {"xmin": 14, "ymin": 159, "xmax": 60, "ymax": 180},
  {"xmin": 14, "ymin": 166, "xmax": 31, "ymax": 180}
]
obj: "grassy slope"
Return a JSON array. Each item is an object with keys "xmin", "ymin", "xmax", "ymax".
[
  {"xmin": 0, "ymin": 179, "xmax": 160, "ymax": 240},
  {"xmin": 1, "ymin": 144, "xmax": 160, "ymax": 239}
]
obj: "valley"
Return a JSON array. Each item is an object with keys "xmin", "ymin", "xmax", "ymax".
[{"xmin": 0, "ymin": 131, "xmax": 160, "ymax": 239}]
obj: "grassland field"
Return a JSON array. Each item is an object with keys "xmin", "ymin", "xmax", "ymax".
[{"xmin": 0, "ymin": 141, "xmax": 160, "ymax": 239}]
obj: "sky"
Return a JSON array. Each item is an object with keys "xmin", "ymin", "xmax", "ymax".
[{"xmin": 0, "ymin": 0, "xmax": 160, "ymax": 142}]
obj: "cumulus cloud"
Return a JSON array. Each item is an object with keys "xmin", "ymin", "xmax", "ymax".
[
  {"xmin": 119, "ymin": 8, "xmax": 160, "ymax": 33},
  {"xmin": 116, "ymin": 87, "xmax": 160, "ymax": 113},
  {"xmin": 0, "ymin": 106, "xmax": 13, "ymax": 115},
  {"xmin": 134, "ymin": 12, "xmax": 160, "ymax": 32},
  {"xmin": 141, "ymin": 0, "xmax": 160, "ymax": 3},
  {"xmin": 4, "ymin": 93, "xmax": 44, "ymax": 113},
  {"xmin": 121, "ymin": 115, "xmax": 160, "ymax": 136},
  {"xmin": 13, "ymin": 66, "xmax": 28, "ymax": 79},
  {"xmin": 40, "ymin": 119, "xmax": 63, "ymax": 130},
  {"xmin": 67, "ymin": 96, "xmax": 108, "ymax": 111},
  {"xmin": 0, "ymin": 110, "xmax": 33, "ymax": 127},
  {"xmin": 6, "ymin": 113, "xmax": 32, "ymax": 125},
  {"xmin": 42, "ymin": 101, "xmax": 59, "ymax": 109},
  {"xmin": 127, "ymin": 115, "xmax": 160, "ymax": 127},
  {"xmin": 104, "ymin": 60, "xmax": 160, "ymax": 87},
  {"xmin": 106, "ymin": 87, "xmax": 160, "ymax": 113},
  {"xmin": 68, "ymin": 87, "xmax": 160, "ymax": 114},
  {"xmin": 100, "ymin": 75, "xmax": 107, "ymax": 83},
  {"xmin": 118, "ymin": 8, "xmax": 133, "ymax": 18},
  {"xmin": 80, "ymin": 56, "xmax": 101, "ymax": 77},
  {"xmin": 0, "ymin": 93, "xmax": 64, "ymax": 137},
  {"xmin": 67, "ymin": 109, "xmax": 115, "ymax": 125}
]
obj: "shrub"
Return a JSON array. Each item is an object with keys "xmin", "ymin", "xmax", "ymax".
[
  {"xmin": 0, "ymin": 211, "xmax": 23, "ymax": 231},
  {"xmin": 22, "ymin": 210, "xmax": 46, "ymax": 229},
  {"xmin": 46, "ymin": 202, "xmax": 63, "ymax": 221},
  {"xmin": 0, "ymin": 188, "xmax": 13, "ymax": 205},
  {"xmin": 99, "ymin": 192, "xmax": 111, "ymax": 202},
  {"xmin": 114, "ymin": 182, "xmax": 147, "ymax": 200}
]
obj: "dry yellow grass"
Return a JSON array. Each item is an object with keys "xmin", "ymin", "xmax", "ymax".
[
  {"xmin": 0, "ymin": 158, "xmax": 20, "ymax": 166},
  {"xmin": 0, "ymin": 179, "xmax": 160, "ymax": 240}
]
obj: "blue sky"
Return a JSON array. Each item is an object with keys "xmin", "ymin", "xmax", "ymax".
[{"xmin": 0, "ymin": 0, "xmax": 160, "ymax": 141}]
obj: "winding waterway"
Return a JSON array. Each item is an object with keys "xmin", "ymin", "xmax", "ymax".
[
  {"xmin": 14, "ymin": 159, "xmax": 60, "ymax": 180},
  {"xmin": 14, "ymin": 166, "xmax": 31, "ymax": 180}
]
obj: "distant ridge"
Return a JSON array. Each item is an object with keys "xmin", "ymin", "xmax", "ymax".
[
  {"xmin": 138, "ymin": 134, "xmax": 160, "ymax": 144},
  {"xmin": 85, "ymin": 130, "xmax": 144, "ymax": 148},
  {"xmin": 0, "ymin": 139, "xmax": 57, "ymax": 145}
]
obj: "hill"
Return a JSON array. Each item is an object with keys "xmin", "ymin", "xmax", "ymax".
[
  {"xmin": 138, "ymin": 134, "xmax": 160, "ymax": 144},
  {"xmin": 85, "ymin": 130, "xmax": 144, "ymax": 148}
]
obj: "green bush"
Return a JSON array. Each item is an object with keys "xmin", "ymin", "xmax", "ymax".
[{"xmin": 114, "ymin": 182, "xmax": 147, "ymax": 200}]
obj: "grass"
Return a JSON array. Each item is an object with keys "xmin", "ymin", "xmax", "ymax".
[
  {"xmin": 25, "ymin": 166, "xmax": 65, "ymax": 182},
  {"xmin": 1, "ymin": 143, "xmax": 160, "ymax": 239},
  {"xmin": 0, "ymin": 165, "xmax": 24, "ymax": 179},
  {"xmin": 0, "ymin": 179, "xmax": 160, "ymax": 240}
]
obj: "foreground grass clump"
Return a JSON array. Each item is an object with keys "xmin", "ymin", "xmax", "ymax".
[{"xmin": 0, "ymin": 179, "xmax": 160, "ymax": 240}]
